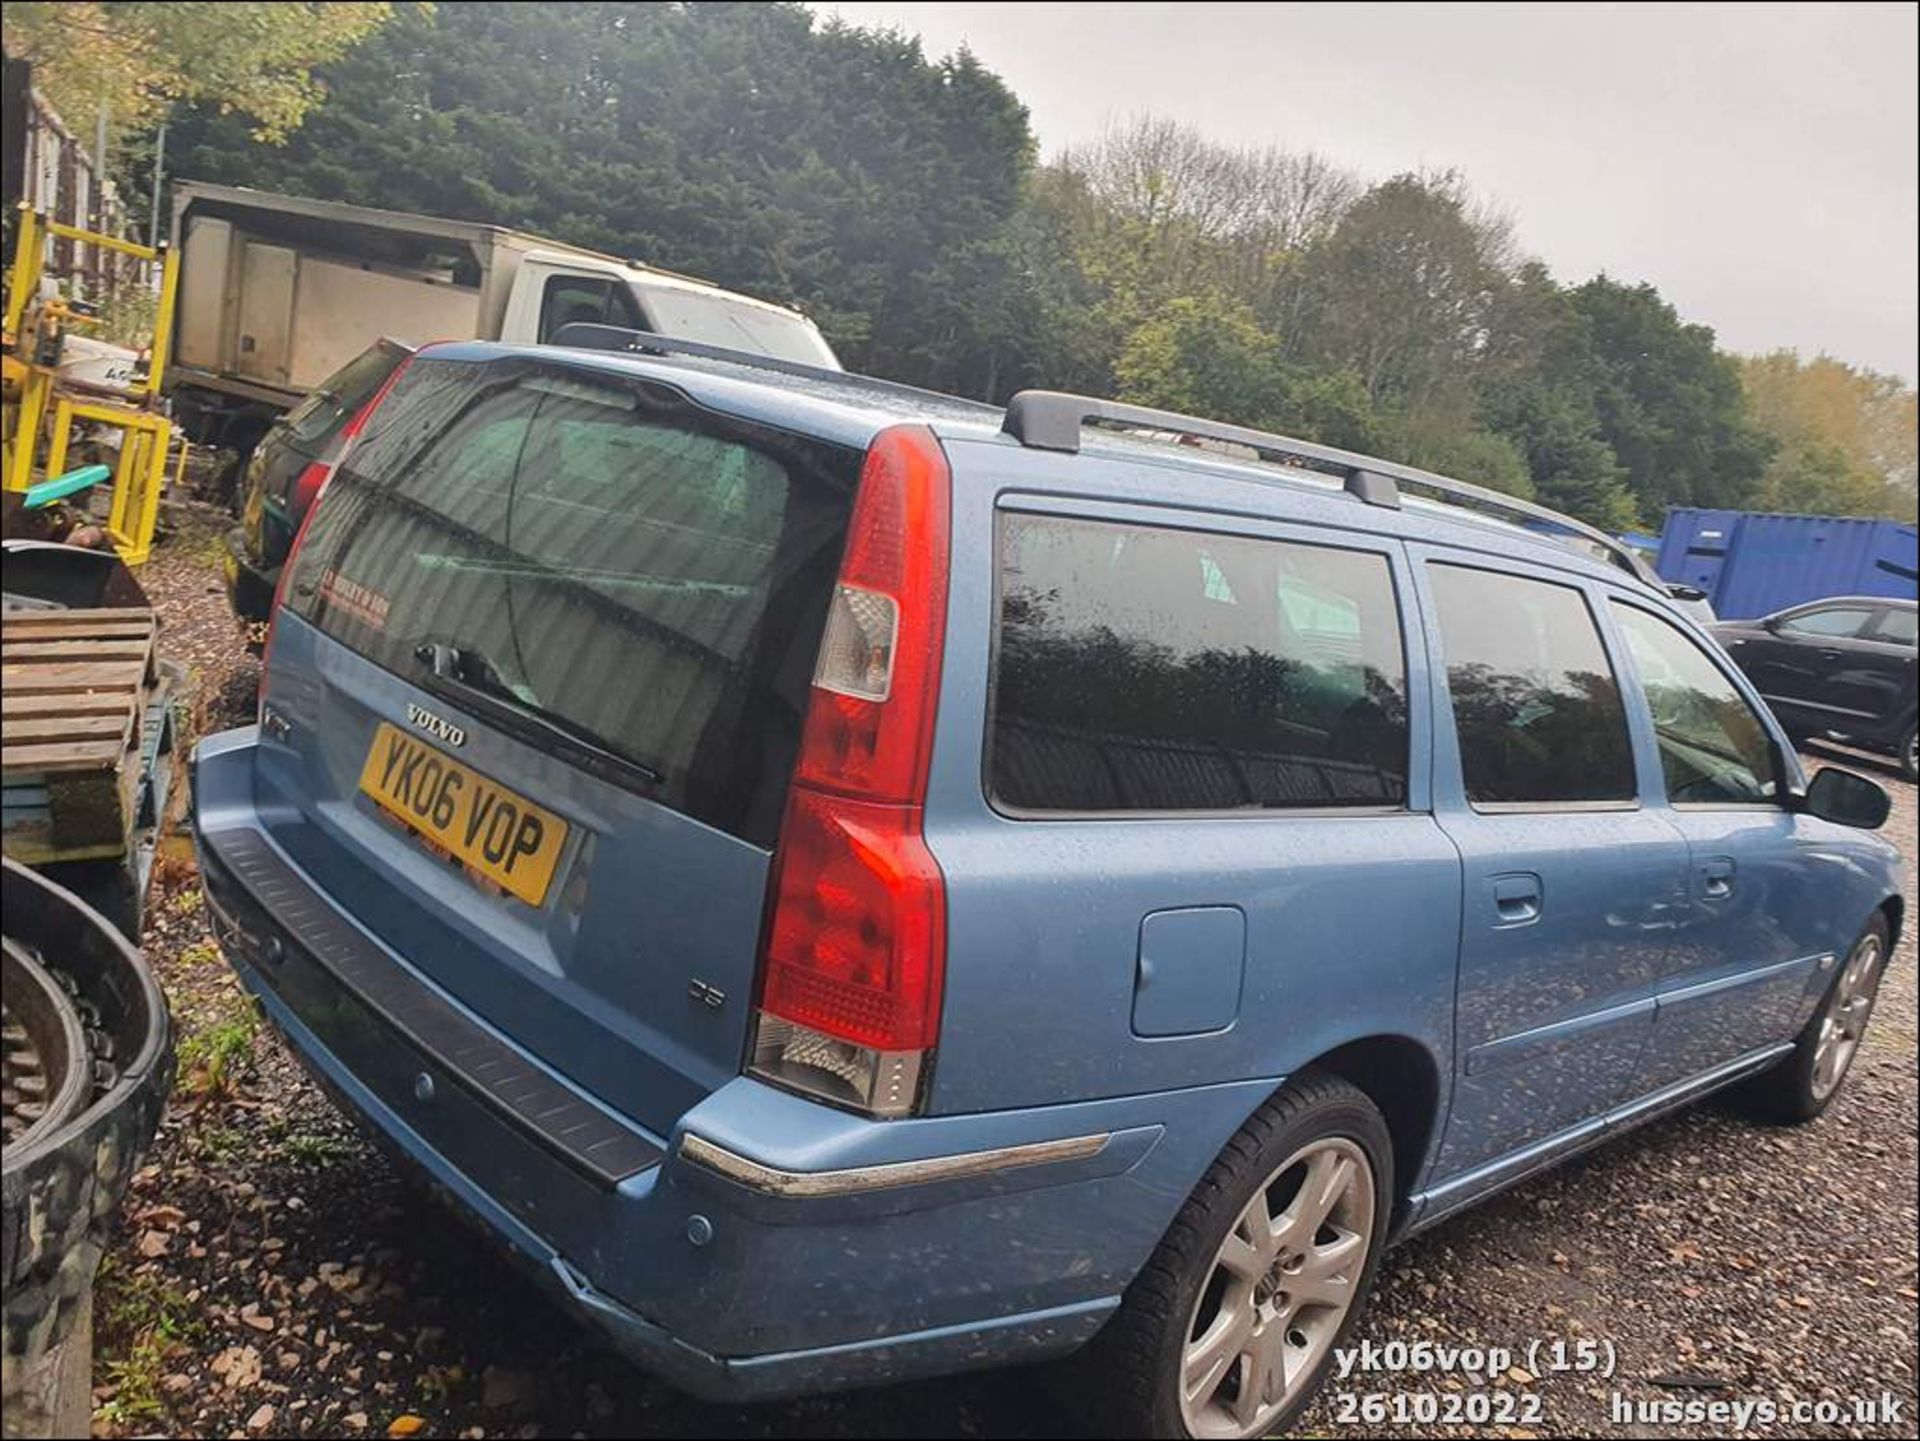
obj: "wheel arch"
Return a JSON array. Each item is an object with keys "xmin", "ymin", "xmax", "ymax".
[
  {"xmin": 1879, "ymin": 892, "xmax": 1904, "ymax": 957},
  {"xmin": 1273, "ymin": 1033, "xmax": 1445, "ymax": 1233}
]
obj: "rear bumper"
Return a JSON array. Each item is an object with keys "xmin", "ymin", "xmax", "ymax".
[
  {"xmin": 221, "ymin": 526, "xmax": 278, "ymax": 625},
  {"xmin": 190, "ymin": 726, "xmax": 1263, "ymax": 1401}
]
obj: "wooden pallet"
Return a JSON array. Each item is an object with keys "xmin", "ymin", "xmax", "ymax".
[{"xmin": 2, "ymin": 608, "xmax": 161, "ymax": 864}]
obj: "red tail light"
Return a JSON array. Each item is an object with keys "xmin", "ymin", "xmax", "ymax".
[
  {"xmin": 749, "ymin": 425, "xmax": 951, "ymax": 1116},
  {"xmin": 259, "ymin": 357, "xmax": 413, "ymax": 708},
  {"xmin": 257, "ymin": 489, "xmax": 321, "ymax": 716},
  {"xmin": 290, "ymin": 459, "xmax": 333, "ymax": 518}
]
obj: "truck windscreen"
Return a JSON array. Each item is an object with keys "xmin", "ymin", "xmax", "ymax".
[{"xmin": 639, "ymin": 286, "xmax": 841, "ymax": 370}]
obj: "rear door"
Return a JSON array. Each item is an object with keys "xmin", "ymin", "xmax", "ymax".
[
  {"xmin": 1852, "ymin": 605, "xmax": 1919, "ymax": 746},
  {"xmin": 1730, "ymin": 602, "xmax": 1882, "ymax": 731},
  {"xmin": 265, "ymin": 353, "xmax": 861, "ymax": 1133},
  {"xmin": 1416, "ymin": 554, "xmax": 1686, "ymax": 1194}
]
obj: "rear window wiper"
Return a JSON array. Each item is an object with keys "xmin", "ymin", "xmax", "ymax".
[{"xmin": 411, "ymin": 640, "xmax": 664, "ymax": 791}]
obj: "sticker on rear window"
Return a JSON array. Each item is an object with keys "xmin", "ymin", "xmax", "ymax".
[{"xmin": 319, "ymin": 568, "xmax": 391, "ymax": 631}]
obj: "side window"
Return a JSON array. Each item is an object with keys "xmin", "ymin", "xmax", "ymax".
[
  {"xmin": 1428, "ymin": 564, "xmax": 1636, "ymax": 806},
  {"xmin": 1871, "ymin": 607, "xmax": 1917, "ymax": 645},
  {"xmin": 1612, "ymin": 603, "xmax": 1778, "ymax": 804},
  {"xmin": 990, "ymin": 514, "xmax": 1410, "ymax": 812},
  {"xmin": 538, "ymin": 275, "xmax": 644, "ymax": 342},
  {"xmin": 1779, "ymin": 605, "xmax": 1874, "ymax": 639}
]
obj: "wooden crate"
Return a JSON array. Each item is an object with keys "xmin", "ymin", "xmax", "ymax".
[{"xmin": 2, "ymin": 608, "xmax": 160, "ymax": 864}]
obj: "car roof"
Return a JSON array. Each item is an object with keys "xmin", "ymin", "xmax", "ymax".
[
  {"xmin": 419, "ymin": 338, "xmax": 998, "ymax": 446},
  {"xmin": 419, "ymin": 339, "xmax": 1659, "ymax": 594}
]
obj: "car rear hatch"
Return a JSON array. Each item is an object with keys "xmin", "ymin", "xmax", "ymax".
[
  {"xmin": 242, "ymin": 338, "xmax": 414, "ymax": 571},
  {"xmin": 255, "ymin": 350, "xmax": 864, "ymax": 1136}
]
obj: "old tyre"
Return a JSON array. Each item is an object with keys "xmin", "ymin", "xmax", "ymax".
[
  {"xmin": 1, "ymin": 859, "xmax": 172, "ymax": 1438},
  {"xmin": 1083, "ymin": 1069, "xmax": 1392, "ymax": 1438},
  {"xmin": 1743, "ymin": 914, "xmax": 1889, "ymax": 1124},
  {"xmin": 2, "ymin": 943, "xmax": 94, "ymax": 1151}
]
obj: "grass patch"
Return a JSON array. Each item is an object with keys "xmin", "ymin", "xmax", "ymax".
[
  {"xmin": 275, "ymin": 1123, "xmax": 358, "ymax": 1169},
  {"xmin": 96, "ymin": 1332, "xmax": 170, "ymax": 1426},
  {"xmin": 193, "ymin": 526, "xmax": 228, "ymax": 571},
  {"xmin": 94, "ymin": 1261, "xmax": 203, "ymax": 1427},
  {"xmin": 175, "ymin": 938, "xmax": 223, "ymax": 969},
  {"xmin": 176, "ymin": 996, "xmax": 260, "ymax": 1098},
  {"xmin": 195, "ymin": 1123, "xmax": 245, "ymax": 1161}
]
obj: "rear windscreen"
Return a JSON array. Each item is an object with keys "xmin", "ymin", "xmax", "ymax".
[
  {"xmin": 282, "ymin": 341, "xmax": 409, "ymax": 447},
  {"xmin": 285, "ymin": 356, "xmax": 860, "ymax": 846}
]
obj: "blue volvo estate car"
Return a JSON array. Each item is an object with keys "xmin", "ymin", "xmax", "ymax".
[{"xmin": 193, "ymin": 332, "xmax": 1904, "ymax": 1437}]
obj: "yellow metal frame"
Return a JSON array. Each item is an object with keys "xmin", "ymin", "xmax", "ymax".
[
  {"xmin": 4, "ymin": 204, "xmax": 182, "ymax": 565},
  {"xmin": 41, "ymin": 398, "xmax": 170, "ymax": 565},
  {"xmin": 2, "ymin": 205, "xmax": 42, "ymax": 336}
]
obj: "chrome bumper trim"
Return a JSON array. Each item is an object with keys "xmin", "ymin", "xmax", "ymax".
[{"xmin": 678, "ymin": 1130, "xmax": 1111, "ymax": 1198}]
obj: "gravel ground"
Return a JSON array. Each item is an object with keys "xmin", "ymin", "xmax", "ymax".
[{"xmin": 91, "ymin": 506, "xmax": 1917, "ymax": 1439}]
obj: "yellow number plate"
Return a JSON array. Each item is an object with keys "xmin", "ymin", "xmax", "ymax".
[{"xmin": 357, "ymin": 722, "xmax": 569, "ymax": 907}]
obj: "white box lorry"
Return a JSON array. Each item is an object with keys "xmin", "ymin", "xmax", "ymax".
[{"xmin": 167, "ymin": 181, "xmax": 839, "ymax": 455}]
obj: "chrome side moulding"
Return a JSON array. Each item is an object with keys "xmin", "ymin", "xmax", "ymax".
[{"xmin": 678, "ymin": 1131, "xmax": 1112, "ymax": 1198}]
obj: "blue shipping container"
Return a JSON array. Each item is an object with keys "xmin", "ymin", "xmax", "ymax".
[{"xmin": 1654, "ymin": 509, "xmax": 1918, "ymax": 620}]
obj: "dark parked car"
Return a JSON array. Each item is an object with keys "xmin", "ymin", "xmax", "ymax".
[
  {"xmin": 222, "ymin": 338, "xmax": 413, "ymax": 626},
  {"xmin": 1715, "ymin": 596, "xmax": 1918, "ymax": 779}
]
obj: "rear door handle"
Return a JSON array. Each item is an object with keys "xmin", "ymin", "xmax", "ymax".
[
  {"xmin": 1490, "ymin": 872, "xmax": 1542, "ymax": 926},
  {"xmin": 1700, "ymin": 857, "xmax": 1735, "ymax": 899}
]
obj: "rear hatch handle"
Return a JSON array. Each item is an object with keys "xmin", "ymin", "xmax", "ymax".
[{"xmin": 411, "ymin": 641, "xmax": 664, "ymax": 793}]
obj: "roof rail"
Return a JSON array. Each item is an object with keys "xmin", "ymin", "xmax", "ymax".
[
  {"xmin": 1001, "ymin": 390, "xmax": 1660, "ymax": 586},
  {"xmin": 545, "ymin": 323, "xmax": 1002, "ymax": 418}
]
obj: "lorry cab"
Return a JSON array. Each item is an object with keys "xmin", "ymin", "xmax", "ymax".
[{"xmin": 507, "ymin": 250, "xmax": 840, "ymax": 369}]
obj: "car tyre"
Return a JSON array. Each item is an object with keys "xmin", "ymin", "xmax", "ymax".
[
  {"xmin": 1898, "ymin": 722, "xmax": 1916, "ymax": 783},
  {"xmin": 1742, "ymin": 913, "xmax": 1890, "ymax": 1124},
  {"xmin": 1078, "ymin": 1069, "xmax": 1393, "ymax": 1439}
]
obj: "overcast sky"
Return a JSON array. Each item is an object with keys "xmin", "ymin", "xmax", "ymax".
[{"xmin": 823, "ymin": 2, "xmax": 1919, "ymax": 383}]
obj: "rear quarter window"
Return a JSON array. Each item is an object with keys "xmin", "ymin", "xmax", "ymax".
[
  {"xmin": 285, "ymin": 356, "xmax": 860, "ymax": 846},
  {"xmin": 988, "ymin": 512, "xmax": 1411, "ymax": 812},
  {"xmin": 1873, "ymin": 607, "xmax": 1917, "ymax": 646}
]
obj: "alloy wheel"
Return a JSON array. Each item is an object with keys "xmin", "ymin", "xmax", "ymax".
[
  {"xmin": 1812, "ymin": 931, "xmax": 1883, "ymax": 1101},
  {"xmin": 1179, "ymin": 1136, "xmax": 1375, "ymax": 1438}
]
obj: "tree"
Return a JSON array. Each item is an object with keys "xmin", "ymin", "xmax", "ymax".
[
  {"xmin": 141, "ymin": 12, "xmax": 1887, "ymax": 535},
  {"xmin": 1292, "ymin": 172, "xmax": 1515, "ymax": 414},
  {"xmin": 1381, "ymin": 417, "xmax": 1535, "ymax": 498},
  {"xmin": 1482, "ymin": 381, "xmax": 1638, "ymax": 528},
  {"xmin": 1738, "ymin": 351, "xmax": 1916, "ymax": 518},
  {"xmin": 1, "ymin": 1, "xmax": 397, "ymax": 144},
  {"xmin": 162, "ymin": 2, "xmax": 1035, "ymax": 396},
  {"xmin": 1755, "ymin": 439, "xmax": 1896, "ymax": 518},
  {"xmin": 1114, "ymin": 294, "xmax": 1284, "ymax": 421},
  {"xmin": 1559, "ymin": 278, "xmax": 1774, "ymax": 513},
  {"xmin": 1058, "ymin": 117, "xmax": 1359, "ymax": 316}
]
